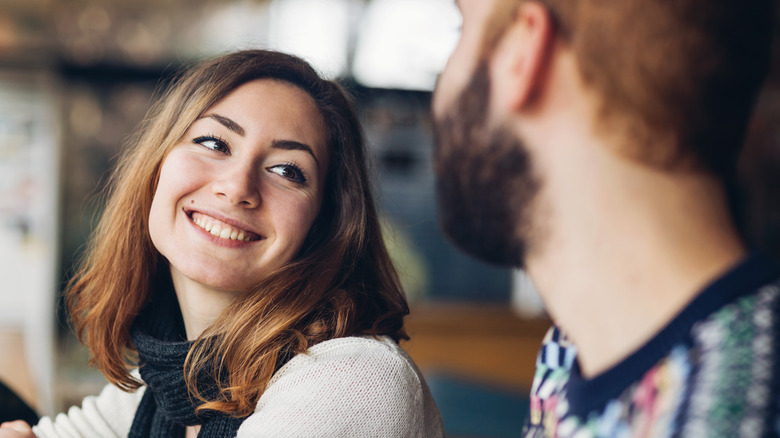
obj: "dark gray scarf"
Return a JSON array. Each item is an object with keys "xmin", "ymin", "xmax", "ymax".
[{"xmin": 128, "ymin": 288, "xmax": 246, "ymax": 438}]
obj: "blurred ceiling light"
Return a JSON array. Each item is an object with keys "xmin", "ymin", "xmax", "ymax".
[
  {"xmin": 352, "ymin": 0, "xmax": 460, "ymax": 91},
  {"xmin": 268, "ymin": 0, "xmax": 354, "ymax": 79},
  {"xmin": 78, "ymin": 6, "xmax": 111, "ymax": 36},
  {"xmin": 116, "ymin": 21, "xmax": 159, "ymax": 65},
  {"xmin": 185, "ymin": 1, "xmax": 270, "ymax": 58}
]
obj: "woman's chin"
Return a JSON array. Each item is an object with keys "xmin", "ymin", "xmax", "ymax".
[{"xmin": 169, "ymin": 267, "xmax": 258, "ymax": 297}]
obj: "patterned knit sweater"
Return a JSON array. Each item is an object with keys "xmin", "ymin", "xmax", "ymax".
[{"xmin": 524, "ymin": 252, "xmax": 780, "ymax": 438}]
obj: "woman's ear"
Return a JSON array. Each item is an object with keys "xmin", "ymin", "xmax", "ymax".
[{"xmin": 490, "ymin": 1, "xmax": 555, "ymax": 113}]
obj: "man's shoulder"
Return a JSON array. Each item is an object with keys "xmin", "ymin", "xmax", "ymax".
[
  {"xmin": 528, "ymin": 327, "xmax": 576, "ymax": 391},
  {"xmin": 523, "ymin": 275, "xmax": 780, "ymax": 437},
  {"xmin": 536, "ymin": 327, "xmax": 577, "ymax": 367},
  {"xmin": 692, "ymin": 275, "xmax": 780, "ymax": 350}
]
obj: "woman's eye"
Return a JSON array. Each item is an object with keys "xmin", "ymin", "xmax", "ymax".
[
  {"xmin": 267, "ymin": 164, "xmax": 308, "ymax": 184},
  {"xmin": 193, "ymin": 136, "xmax": 229, "ymax": 153}
]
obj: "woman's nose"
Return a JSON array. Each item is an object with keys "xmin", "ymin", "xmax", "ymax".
[{"xmin": 211, "ymin": 164, "xmax": 261, "ymax": 207}]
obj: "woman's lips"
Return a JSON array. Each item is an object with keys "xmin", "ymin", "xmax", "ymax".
[{"xmin": 188, "ymin": 211, "xmax": 262, "ymax": 242}]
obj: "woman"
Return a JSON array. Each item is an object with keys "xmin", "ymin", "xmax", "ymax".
[{"xmin": 0, "ymin": 50, "xmax": 443, "ymax": 437}]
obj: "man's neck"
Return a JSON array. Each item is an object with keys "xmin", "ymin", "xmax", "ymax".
[
  {"xmin": 525, "ymin": 157, "xmax": 746, "ymax": 378},
  {"xmin": 504, "ymin": 46, "xmax": 746, "ymax": 378}
]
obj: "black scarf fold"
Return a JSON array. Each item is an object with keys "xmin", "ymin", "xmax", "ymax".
[{"xmin": 128, "ymin": 288, "xmax": 247, "ymax": 438}]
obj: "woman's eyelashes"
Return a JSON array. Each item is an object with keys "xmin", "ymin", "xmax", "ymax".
[
  {"xmin": 267, "ymin": 162, "xmax": 308, "ymax": 184},
  {"xmin": 191, "ymin": 135, "xmax": 309, "ymax": 184},
  {"xmin": 193, "ymin": 135, "xmax": 229, "ymax": 154}
]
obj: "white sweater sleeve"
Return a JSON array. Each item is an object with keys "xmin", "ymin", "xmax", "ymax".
[
  {"xmin": 237, "ymin": 336, "xmax": 444, "ymax": 438},
  {"xmin": 32, "ymin": 382, "xmax": 144, "ymax": 438}
]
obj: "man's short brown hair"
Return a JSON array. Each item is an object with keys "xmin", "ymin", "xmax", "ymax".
[{"xmin": 491, "ymin": 0, "xmax": 775, "ymax": 179}]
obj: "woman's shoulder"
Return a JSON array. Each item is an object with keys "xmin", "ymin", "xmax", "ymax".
[
  {"xmin": 241, "ymin": 336, "xmax": 444, "ymax": 437},
  {"xmin": 272, "ymin": 335, "xmax": 418, "ymax": 383},
  {"xmin": 299, "ymin": 335, "xmax": 407, "ymax": 359}
]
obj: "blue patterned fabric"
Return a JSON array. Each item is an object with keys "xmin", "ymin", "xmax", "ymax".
[{"xmin": 523, "ymin": 252, "xmax": 780, "ymax": 437}]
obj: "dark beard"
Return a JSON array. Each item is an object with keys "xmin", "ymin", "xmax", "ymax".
[{"xmin": 433, "ymin": 62, "xmax": 540, "ymax": 268}]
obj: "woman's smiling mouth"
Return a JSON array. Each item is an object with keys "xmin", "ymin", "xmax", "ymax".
[{"xmin": 188, "ymin": 211, "xmax": 262, "ymax": 242}]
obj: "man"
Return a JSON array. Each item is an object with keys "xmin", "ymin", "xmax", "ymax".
[{"xmin": 432, "ymin": 0, "xmax": 779, "ymax": 436}]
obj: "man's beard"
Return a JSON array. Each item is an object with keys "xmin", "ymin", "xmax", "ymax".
[{"xmin": 433, "ymin": 62, "xmax": 540, "ymax": 268}]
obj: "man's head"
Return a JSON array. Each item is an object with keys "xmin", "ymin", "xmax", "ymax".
[{"xmin": 433, "ymin": 0, "xmax": 775, "ymax": 267}]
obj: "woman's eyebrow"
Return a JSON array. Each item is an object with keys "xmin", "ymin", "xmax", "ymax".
[
  {"xmin": 271, "ymin": 140, "xmax": 320, "ymax": 167},
  {"xmin": 201, "ymin": 113, "xmax": 245, "ymax": 136},
  {"xmin": 199, "ymin": 113, "xmax": 320, "ymax": 166}
]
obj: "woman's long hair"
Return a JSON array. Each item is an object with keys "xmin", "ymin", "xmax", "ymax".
[{"xmin": 66, "ymin": 50, "xmax": 409, "ymax": 416}]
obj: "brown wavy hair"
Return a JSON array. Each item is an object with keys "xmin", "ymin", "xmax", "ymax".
[{"xmin": 66, "ymin": 49, "xmax": 409, "ymax": 416}]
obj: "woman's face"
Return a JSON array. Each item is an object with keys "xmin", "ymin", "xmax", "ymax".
[{"xmin": 149, "ymin": 79, "xmax": 329, "ymax": 295}]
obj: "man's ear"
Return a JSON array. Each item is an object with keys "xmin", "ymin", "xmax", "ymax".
[{"xmin": 491, "ymin": 1, "xmax": 555, "ymax": 112}]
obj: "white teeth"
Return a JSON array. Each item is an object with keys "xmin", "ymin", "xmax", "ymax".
[{"xmin": 191, "ymin": 213, "xmax": 255, "ymax": 242}]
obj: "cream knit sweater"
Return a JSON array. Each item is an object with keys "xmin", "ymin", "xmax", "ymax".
[{"xmin": 34, "ymin": 336, "xmax": 444, "ymax": 437}]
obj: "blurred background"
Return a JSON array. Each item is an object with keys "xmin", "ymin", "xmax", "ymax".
[{"xmin": 0, "ymin": 0, "xmax": 779, "ymax": 437}]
